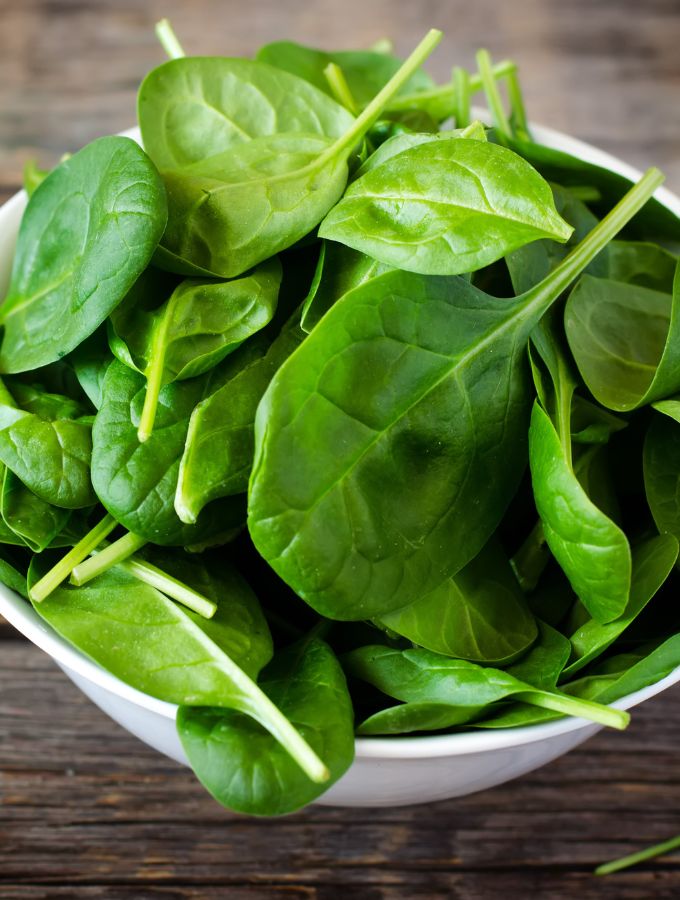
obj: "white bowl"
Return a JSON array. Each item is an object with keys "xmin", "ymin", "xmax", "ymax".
[{"xmin": 1, "ymin": 118, "xmax": 679, "ymax": 809}]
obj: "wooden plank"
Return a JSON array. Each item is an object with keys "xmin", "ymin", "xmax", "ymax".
[{"xmin": 1, "ymin": 640, "xmax": 680, "ymax": 898}]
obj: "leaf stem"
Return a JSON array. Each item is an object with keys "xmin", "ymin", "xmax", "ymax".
[
  {"xmin": 155, "ymin": 19, "xmax": 185, "ymax": 59},
  {"xmin": 323, "ymin": 63, "xmax": 359, "ymax": 115},
  {"xmin": 370, "ymin": 38, "xmax": 394, "ymax": 54},
  {"xmin": 387, "ymin": 59, "xmax": 516, "ymax": 114},
  {"xmin": 516, "ymin": 690, "xmax": 630, "ymax": 730},
  {"xmin": 29, "ymin": 514, "xmax": 118, "ymax": 602},
  {"xmin": 138, "ymin": 359, "xmax": 165, "ymax": 442},
  {"xmin": 452, "ymin": 66, "xmax": 470, "ymax": 128},
  {"xmin": 521, "ymin": 168, "xmax": 665, "ymax": 319},
  {"xmin": 120, "ymin": 556, "xmax": 217, "ymax": 619},
  {"xmin": 318, "ymin": 28, "xmax": 443, "ymax": 164},
  {"xmin": 476, "ymin": 49, "xmax": 511, "ymax": 140},
  {"xmin": 71, "ymin": 532, "xmax": 147, "ymax": 586},
  {"xmin": 506, "ymin": 67, "xmax": 531, "ymax": 140},
  {"xmin": 596, "ymin": 833, "xmax": 680, "ymax": 876}
]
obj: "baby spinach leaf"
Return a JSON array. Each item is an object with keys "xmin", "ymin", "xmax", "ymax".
[
  {"xmin": 565, "ymin": 264, "xmax": 680, "ymax": 411},
  {"xmin": 138, "ymin": 58, "xmax": 354, "ymax": 170},
  {"xmin": 27, "ymin": 555, "xmax": 327, "ymax": 783},
  {"xmin": 91, "ymin": 361, "xmax": 247, "ymax": 545},
  {"xmin": 176, "ymin": 315, "xmax": 305, "ymax": 524},
  {"xmin": 344, "ymin": 645, "xmax": 628, "ymax": 729},
  {"xmin": 0, "ymin": 137, "xmax": 167, "ymax": 373},
  {"xmin": 530, "ymin": 403, "xmax": 631, "ymax": 623},
  {"xmin": 255, "ymin": 41, "xmax": 434, "ymax": 110},
  {"xmin": 0, "ymin": 469, "xmax": 71, "ymax": 553},
  {"xmin": 151, "ymin": 34, "xmax": 443, "ymax": 277},
  {"xmin": 0, "ymin": 388, "xmax": 96, "ymax": 509},
  {"xmin": 562, "ymin": 534, "xmax": 678, "ymax": 678},
  {"xmin": 109, "ymin": 258, "xmax": 281, "ymax": 440},
  {"xmin": 377, "ymin": 539, "xmax": 537, "ymax": 665},
  {"xmin": 319, "ymin": 139, "xmax": 573, "ymax": 275},
  {"xmin": 248, "ymin": 171, "xmax": 662, "ymax": 620},
  {"xmin": 178, "ymin": 637, "xmax": 354, "ymax": 815}
]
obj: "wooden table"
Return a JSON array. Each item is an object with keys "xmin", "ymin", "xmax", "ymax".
[{"xmin": 1, "ymin": 0, "xmax": 680, "ymax": 896}]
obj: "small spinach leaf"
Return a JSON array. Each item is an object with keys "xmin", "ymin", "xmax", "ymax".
[
  {"xmin": 377, "ymin": 539, "xmax": 537, "ymax": 665},
  {"xmin": 91, "ymin": 360, "xmax": 246, "ymax": 544},
  {"xmin": 0, "ymin": 137, "xmax": 167, "ymax": 373},
  {"xmin": 565, "ymin": 265, "xmax": 680, "ymax": 411},
  {"xmin": 178, "ymin": 637, "xmax": 354, "ymax": 815},
  {"xmin": 110, "ymin": 258, "xmax": 281, "ymax": 440},
  {"xmin": 562, "ymin": 534, "xmax": 678, "ymax": 678},
  {"xmin": 319, "ymin": 139, "xmax": 573, "ymax": 275}
]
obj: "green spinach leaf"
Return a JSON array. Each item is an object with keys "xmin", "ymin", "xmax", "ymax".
[
  {"xmin": 109, "ymin": 258, "xmax": 281, "ymax": 440},
  {"xmin": 0, "ymin": 137, "xmax": 167, "ymax": 373},
  {"xmin": 319, "ymin": 139, "xmax": 573, "ymax": 275},
  {"xmin": 377, "ymin": 539, "xmax": 537, "ymax": 664},
  {"xmin": 178, "ymin": 637, "xmax": 354, "ymax": 815},
  {"xmin": 248, "ymin": 172, "xmax": 661, "ymax": 619}
]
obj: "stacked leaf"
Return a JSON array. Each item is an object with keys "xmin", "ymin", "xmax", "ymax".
[{"xmin": 0, "ymin": 22, "xmax": 678, "ymax": 817}]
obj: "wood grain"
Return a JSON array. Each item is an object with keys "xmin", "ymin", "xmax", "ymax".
[{"xmin": 1, "ymin": 0, "xmax": 680, "ymax": 897}]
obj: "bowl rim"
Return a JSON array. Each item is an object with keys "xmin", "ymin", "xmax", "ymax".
[{"xmin": 1, "ymin": 114, "xmax": 679, "ymax": 761}]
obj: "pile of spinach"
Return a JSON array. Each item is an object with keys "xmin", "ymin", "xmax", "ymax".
[{"xmin": 1, "ymin": 20, "xmax": 678, "ymax": 818}]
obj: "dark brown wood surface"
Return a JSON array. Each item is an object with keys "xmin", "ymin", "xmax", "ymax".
[{"xmin": 1, "ymin": 0, "xmax": 680, "ymax": 896}]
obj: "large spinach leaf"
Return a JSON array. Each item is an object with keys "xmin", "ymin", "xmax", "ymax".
[
  {"xmin": 178, "ymin": 637, "xmax": 354, "ymax": 815},
  {"xmin": 248, "ymin": 172, "xmax": 662, "ymax": 619},
  {"xmin": 0, "ymin": 137, "xmax": 167, "ymax": 373}
]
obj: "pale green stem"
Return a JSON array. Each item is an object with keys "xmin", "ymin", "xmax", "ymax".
[
  {"xmin": 29, "ymin": 514, "xmax": 117, "ymax": 602},
  {"xmin": 323, "ymin": 63, "xmax": 359, "ymax": 115},
  {"xmin": 317, "ymin": 28, "xmax": 443, "ymax": 165},
  {"xmin": 516, "ymin": 690, "xmax": 630, "ymax": 730},
  {"xmin": 476, "ymin": 48, "xmax": 511, "ymax": 139},
  {"xmin": 71, "ymin": 532, "xmax": 147, "ymax": 586},
  {"xmin": 596, "ymin": 833, "xmax": 680, "ymax": 876},
  {"xmin": 452, "ymin": 66, "xmax": 470, "ymax": 128},
  {"xmin": 155, "ymin": 18, "xmax": 185, "ymax": 59},
  {"xmin": 387, "ymin": 59, "xmax": 516, "ymax": 114},
  {"xmin": 138, "ymin": 360, "xmax": 165, "ymax": 443},
  {"xmin": 120, "ymin": 556, "xmax": 217, "ymax": 619},
  {"xmin": 506, "ymin": 67, "xmax": 530, "ymax": 139}
]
